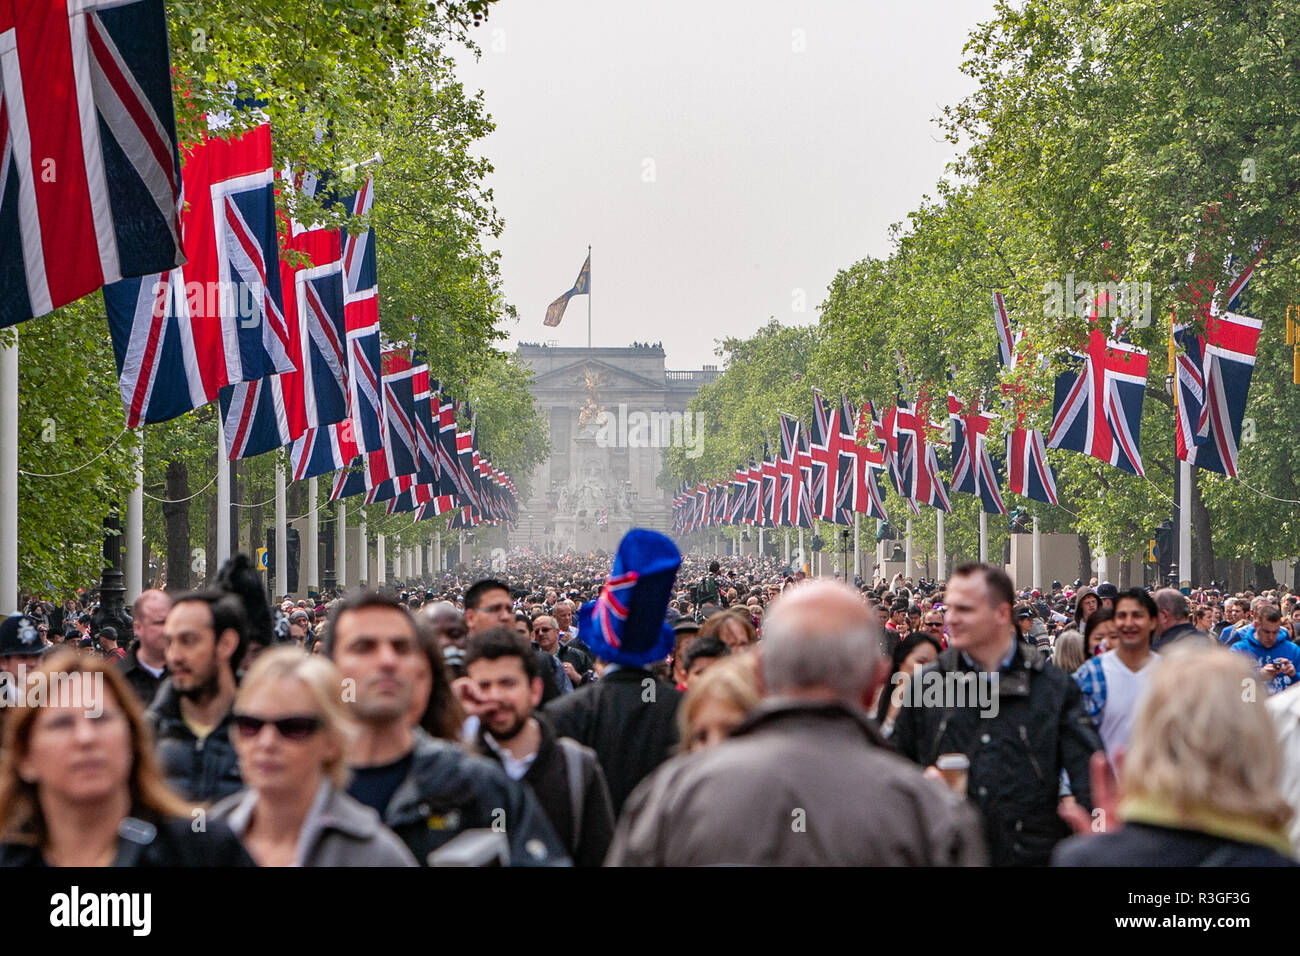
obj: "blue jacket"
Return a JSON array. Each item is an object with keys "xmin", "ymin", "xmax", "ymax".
[{"xmin": 1231, "ymin": 629, "xmax": 1300, "ymax": 695}]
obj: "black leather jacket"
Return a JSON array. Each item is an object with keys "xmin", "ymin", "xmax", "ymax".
[
  {"xmin": 891, "ymin": 640, "xmax": 1102, "ymax": 866},
  {"xmin": 146, "ymin": 680, "xmax": 243, "ymax": 804}
]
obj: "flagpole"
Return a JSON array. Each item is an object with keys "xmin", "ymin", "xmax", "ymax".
[
  {"xmin": 336, "ymin": 500, "xmax": 347, "ymax": 591},
  {"xmin": 0, "ymin": 330, "xmax": 17, "ymax": 611},
  {"xmin": 905, "ymin": 518, "xmax": 913, "ymax": 575},
  {"xmin": 586, "ymin": 244, "xmax": 592, "ymax": 349},
  {"xmin": 853, "ymin": 512, "xmax": 861, "ymax": 582},
  {"xmin": 376, "ymin": 533, "xmax": 386, "ymax": 586},
  {"xmin": 306, "ymin": 477, "xmax": 319, "ymax": 595},
  {"xmin": 1178, "ymin": 461, "xmax": 1192, "ymax": 591},
  {"xmin": 978, "ymin": 510, "xmax": 987, "ymax": 564},
  {"xmin": 935, "ymin": 509, "xmax": 945, "ymax": 582},
  {"xmin": 217, "ymin": 428, "xmax": 231, "ymax": 575},
  {"xmin": 274, "ymin": 459, "xmax": 287, "ymax": 600},
  {"xmin": 1032, "ymin": 515, "xmax": 1042, "ymax": 591},
  {"xmin": 125, "ymin": 435, "xmax": 144, "ymax": 602}
]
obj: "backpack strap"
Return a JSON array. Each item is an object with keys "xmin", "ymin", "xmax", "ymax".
[{"xmin": 556, "ymin": 737, "xmax": 588, "ymax": 851}]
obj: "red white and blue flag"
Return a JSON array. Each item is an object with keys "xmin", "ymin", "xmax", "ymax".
[
  {"xmin": 809, "ymin": 390, "xmax": 837, "ymax": 521},
  {"xmin": 837, "ymin": 395, "xmax": 887, "ymax": 522},
  {"xmin": 897, "ymin": 392, "xmax": 951, "ymax": 513},
  {"xmin": 1174, "ymin": 252, "xmax": 1264, "ymax": 478},
  {"xmin": 2, "ymin": 0, "xmax": 183, "ymax": 328},
  {"xmin": 107, "ymin": 119, "xmax": 295, "ymax": 426},
  {"xmin": 1047, "ymin": 306, "xmax": 1149, "ymax": 476},
  {"xmin": 993, "ymin": 291, "xmax": 1059, "ymax": 504},
  {"xmin": 949, "ymin": 393, "xmax": 1006, "ymax": 515}
]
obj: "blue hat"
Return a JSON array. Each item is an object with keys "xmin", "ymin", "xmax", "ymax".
[{"xmin": 577, "ymin": 529, "xmax": 681, "ymax": 666}]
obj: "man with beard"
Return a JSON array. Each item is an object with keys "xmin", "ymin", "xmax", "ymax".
[
  {"xmin": 465, "ymin": 627, "xmax": 614, "ymax": 866},
  {"xmin": 147, "ymin": 591, "xmax": 248, "ymax": 803},
  {"xmin": 323, "ymin": 591, "xmax": 569, "ymax": 866}
]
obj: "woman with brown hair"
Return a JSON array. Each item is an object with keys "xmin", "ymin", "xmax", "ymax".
[
  {"xmin": 698, "ymin": 607, "xmax": 757, "ymax": 654},
  {"xmin": 0, "ymin": 650, "xmax": 251, "ymax": 866}
]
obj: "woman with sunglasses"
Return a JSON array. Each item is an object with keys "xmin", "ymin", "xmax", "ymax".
[{"xmin": 210, "ymin": 647, "xmax": 416, "ymax": 866}]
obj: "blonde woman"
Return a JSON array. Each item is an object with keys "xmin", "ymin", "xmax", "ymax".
[
  {"xmin": 0, "ymin": 649, "xmax": 251, "ymax": 866},
  {"xmin": 1051, "ymin": 630, "xmax": 1087, "ymax": 675},
  {"xmin": 678, "ymin": 654, "xmax": 761, "ymax": 752},
  {"xmin": 210, "ymin": 647, "xmax": 416, "ymax": 866},
  {"xmin": 1054, "ymin": 646, "xmax": 1295, "ymax": 865}
]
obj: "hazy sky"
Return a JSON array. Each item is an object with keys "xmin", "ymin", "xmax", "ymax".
[{"xmin": 451, "ymin": 0, "xmax": 999, "ymax": 371}]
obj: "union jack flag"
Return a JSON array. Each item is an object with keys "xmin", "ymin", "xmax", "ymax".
[
  {"xmin": 106, "ymin": 118, "xmax": 295, "ymax": 427},
  {"xmin": 290, "ymin": 180, "xmax": 381, "ymax": 479},
  {"xmin": 949, "ymin": 394, "xmax": 1006, "ymax": 515},
  {"xmin": 219, "ymin": 164, "xmax": 350, "ymax": 459},
  {"xmin": 728, "ymin": 465, "xmax": 747, "ymax": 525},
  {"xmin": 1174, "ymin": 251, "xmax": 1263, "ymax": 478},
  {"xmin": 896, "ymin": 392, "xmax": 951, "ymax": 513},
  {"xmin": 2, "ymin": 0, "xmax": 183, "ymax": 328},
  {"xmin": 779, "ymin": 413, "xmax": 813, "ymax": 528},
  {"xmin": 1047, "ymin": 306, "xmax": 1149, "ymax": 476},
  {"xmin": 835, "ymin": 395, "xmax": 887, "ymax": 521},
  {"xmin": 809, "ymin": 390, "xmax": 837, "ymax": 521},
  {"xmin": 993, "ymin": 290, "xmax": 1058, "ymax": 504},
  {"xmin": 592, "ymin": 570, "xmax": 638, "ymax": 650},
  {"xmin": 760, "ymin": 450, "xmax": 779, "ymax": 528},
  {"xmin": 744, "ymin": 458, "xmax": 761, "ymax": 525}
]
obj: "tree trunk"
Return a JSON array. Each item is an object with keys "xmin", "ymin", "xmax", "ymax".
[
  {"xmin": 1229, "ymin": 558, "xmax": 1245, "ymax": 593},
  {"xmin": 1118, "ymin": 556, "xmax": 1132, "ymax": 589},
  {"xmin": 1076, "ymin": 534, "xmax": 1092, "ymax": 587},
  {"xmin": 1255, "ymin": 561, "xmax": 1278, "ymax": 591},
  {"xmin": 163, "ymin": 460, "xmax": 190, "ymax": 593},
  {"xmin": 1190, "ymin": 468, "xmax": 1215, "ymax": 588}
]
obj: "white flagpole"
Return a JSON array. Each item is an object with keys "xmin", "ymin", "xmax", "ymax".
[
  {"xmin": 434, "ymin": 530, "xmax": 442, "ymax": 573},
  {"xmin": 978, "ymin": 510, "xmax": 988, "ymax": 563},
  {"xmin": 358, "ymin": 516, "xmax": 368, "ymax": 587},
  {"xmin": 306, "ymin": 476, "xmax": 319, "ymax": 594},
  {"xmin": 936, "ymin": 510, "xmax": 945, "ymax": 582},
  {"xmin": 336, "ymin": 500, "xmax": 347, "ymax": 590},
  {"xmin": 1032, "ymin": 516, "xmax": 1042, "ymax": 591},
  {"xmin": 852, "ymin": 512, "xmax": 860, "ymax": 581},
  {"xmin": 274, "ymin": 460, "xmax": 287, "ymax": 600},
  {"xmin": 125, "ymin": 436, "xmax": 144, "ymax": 602},
  {"xmin": 1178, "ymin": 460, "xmax": 1192, "ymax": 590},
  {"xmin": 216, "ymin": 428, "xmax": 231, "ymax": 572},
  {"xmin": 905, "ymin": 518, "xmax": 913, "ymax": 574},
  {"xmin": 376, "ymin": 533, "xmax": 386, "ymax": 586},
  {"xmin": 0, "ymin": 330, "xmax": 18, "ymax": 610}
]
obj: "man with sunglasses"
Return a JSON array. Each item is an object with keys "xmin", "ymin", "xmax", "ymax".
[
  {"xmin": 920, "ymin": 608, "xmax": 946, "ymax": 647},
  {"xmin": 148, "ymin": 591, "xmax": 248, "ymax": 803},
  {"xmin": 533, "ymin": 614, "xmax": 592, "ymax": 688}
]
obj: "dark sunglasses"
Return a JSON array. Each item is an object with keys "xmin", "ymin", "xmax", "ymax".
[{"xmin": 232, "ymin": 714, "xmax": 323, "ymax": 740}]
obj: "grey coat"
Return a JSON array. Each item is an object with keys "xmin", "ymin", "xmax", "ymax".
[
  {"xmin": 606, "ymin": 698, "xmax": 987, "ymax": 866},
  {"xmin": 210, "ymin": 781, "xmax": 417, "ymax": 867}
]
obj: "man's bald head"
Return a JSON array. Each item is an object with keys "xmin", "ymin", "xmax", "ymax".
[
  {"xmin": 760, "ymin": 580, "xmax": 883, "ymax": 704},
  {"xmin": 420, "ymin": 600, "xmax": 467, "ymax": 649}
]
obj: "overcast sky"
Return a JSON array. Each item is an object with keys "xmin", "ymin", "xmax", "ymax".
[{"xmin": 451, "ymin": 0, "xmax": 999, "ymax": 371}]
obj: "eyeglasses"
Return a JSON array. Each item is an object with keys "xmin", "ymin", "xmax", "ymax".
[
  {"xmin": 232, "ymin": 714, "xmax": 323, "ymax": 740},
  {"xmin": 534, "ymin": 625, "xmax": 555, "ymax": 633}
]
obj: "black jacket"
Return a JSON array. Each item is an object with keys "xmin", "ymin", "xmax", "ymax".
[
  {"xmin": 544, "ymin": 667, "xmax": 682, "ymax": 815},
  {"xmin": 118, "ymin": 643, "xmax": 165, "ymax": 708},
  {"xmin": 891, "ymin": 640, "xmax": 1102, "ymax": 867},
  {"xmin": 1053, "ymin": 822, "xmax": 1297, "ymax": 867},
  {"xmin": 0, "ymin": 812, "xmax": 254, "ymax": 866},
  {"xmin": 1151, "ymin": 621, "xmax": 1211, "ymax": 653},
  {"xmin": 377, "ymin": 729, "xmax": 570, "ymax": 867},
  {"xmin": 477, "ymin": 713, "xmax": 615, "ymax": 867},
  {"xmin": 145, "ymin": 680, "xmax": 243, "ymax": 804}
]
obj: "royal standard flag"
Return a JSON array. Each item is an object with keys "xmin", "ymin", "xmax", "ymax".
[{"xmin": 544, "ymin": 253, "xmax": 591, "ymax": 327}]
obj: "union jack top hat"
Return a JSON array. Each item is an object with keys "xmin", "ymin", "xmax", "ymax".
[{"xmin": 577, "ymin": 529, "xmax": 682, "ymax": 666}]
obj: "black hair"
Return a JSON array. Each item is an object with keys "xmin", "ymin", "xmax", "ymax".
[
  {"xmin": 464, "ymin": 578, "xmax": 511, "ymax": 611},
  {"xmin": 681, "ymin": 634, "xmax": 730, "ymax": 673},
  {"xmin": 464, "ymin": 626, "xmax": 540, "ymax": 680},
  {"xmin": 514, "ymin": 610, "xmax": 532, "ymax": 629},
  {"xmin": 1083, "ymin": 606, "xmax": 1116, "ymax": 639},
  {"xmin": 951, "ymin": 562, "xmax": 1016, "ymax": 611},
  {"xmin": 1114, "ymin": 587, "xmax": 1158, "ymax": 620},
  {"xmin": 875, "ymin": 631, "xmax": 942, "ymax": 722},
  {"xmin": 169, "ymin": 589, "xmax": 249, "ymax": 672},
  {"xmin": 320, "ymin": 590, "xmax": 416, "ymax": 659}
]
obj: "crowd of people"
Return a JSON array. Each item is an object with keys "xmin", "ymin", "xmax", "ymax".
[{"xmin": 0, "ymin": 535, "xmax": 1298, "ymax": 867}]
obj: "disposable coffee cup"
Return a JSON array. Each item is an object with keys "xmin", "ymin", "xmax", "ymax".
[{"xmin": 936, "ymin": 753, "xmax": 970, "ymax": 796}]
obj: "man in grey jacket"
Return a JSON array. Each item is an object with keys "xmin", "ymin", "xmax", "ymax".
[{"xmin": 606, "ymin": 580, "xmax": 986, "ymax": 866}]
